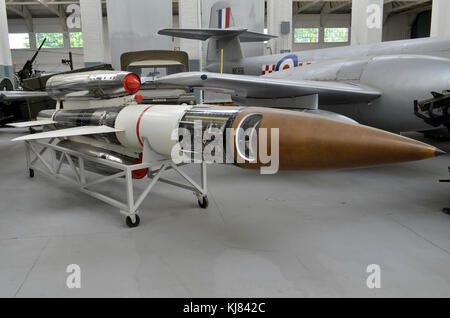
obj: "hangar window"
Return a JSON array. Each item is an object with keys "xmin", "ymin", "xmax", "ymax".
[
  {"xmin": 294, "ymin": 28, "xmax": 319, "ymax": 43},
  {"xmin": 70, "ymin": 32, "xmax": 84, "ymax": 48},
  {"xmin": 36, "ymin": 33, "xmax": 64, "ymax": 48},
  {"xmin": 324, "ymin": 28, "xmax": 349, "ymax": 43},
  {"xmin": 8, "ymin": 33, "xmax": 30, "ymax": 49}
]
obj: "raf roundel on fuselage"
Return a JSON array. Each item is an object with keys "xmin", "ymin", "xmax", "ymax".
[{"xmin": 276, "ymin": 54, "xmax": 299, "ymax": 71}]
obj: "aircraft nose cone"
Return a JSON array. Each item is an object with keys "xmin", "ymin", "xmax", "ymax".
[{"xmin": 232, "ymin": 108, "xmax": 443, "ymax": 171}]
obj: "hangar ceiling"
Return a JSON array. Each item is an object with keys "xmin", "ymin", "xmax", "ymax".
[
  {"xmin": 4, "ymin": 0, "xmax": 433, "ymax": 31},
  {"xmin": 292, "ymin": 0, "xmax": 432, "ymax": 14},
  {"xmin": 5, "ymin": 0, "xmax": 107, "ymax": 20}
]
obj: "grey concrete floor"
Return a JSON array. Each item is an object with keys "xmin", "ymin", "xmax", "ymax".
[{"xmin": 0, "ymin": 128, "xmax": 450, "ymax": 297}]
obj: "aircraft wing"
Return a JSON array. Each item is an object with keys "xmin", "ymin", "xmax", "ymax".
[
  {"xmin": 12, "ymin": 125, "xmax": 123, "ymax": 142},
  {"xmin": 158, "ymin": 28, "xmax": 276, "ymax": 42},
  {"xmin": 0, "ymin": 91, "xmax": 49, "ymax": 101},
  {"xmin": 155, "ymin": 72, "xmax": 382, "ymax": 104}
]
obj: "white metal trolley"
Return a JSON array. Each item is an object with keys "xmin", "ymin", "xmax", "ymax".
[{"xmin": 24, "ymin": 137, "xmax": 209, "ymax": 227}]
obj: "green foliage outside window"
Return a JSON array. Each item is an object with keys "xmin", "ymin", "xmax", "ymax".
[
  {"xmin": 36, "ymin": 33, "xmax": 64, "ymax": 48},
  {"xmin": 324, "ymin": 28, "xmax": 349, "ymax": 43},
  {"xmin": 70, "ymin": 32, "xmax": 84, "ymax": 48},
  {"xmin": 294, "ymin": 28, "xmax": 319, "ymax": 43}
]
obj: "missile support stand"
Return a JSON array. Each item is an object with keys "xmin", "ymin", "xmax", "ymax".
[
  {"xmin": 24, "ymin": 138, "xmax": 209, "ymax": 227},
  {"xmin": 441, "ymin": 166, "xmax": 450, "ymax": 215}
]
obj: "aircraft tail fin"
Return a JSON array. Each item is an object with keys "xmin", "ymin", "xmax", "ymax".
[
  {"xmin": 158, "ymin": 4, "xmax": 275, "ymax": 67},
  {"xmin": 158, "ymin": 28, "xmax": 275, "ymax": 65},
  {"xmin": 157, "ymin": 28, "xmax": 275, "ymax": 43}
]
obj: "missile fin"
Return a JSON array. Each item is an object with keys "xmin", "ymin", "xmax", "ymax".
[
  {"xmin": 7, "ymin": 119, "xmax": 57, "ymax": 128},
  {"xmin": 12, "ymin": 125, "xmax": 123, "ymax": 141}
]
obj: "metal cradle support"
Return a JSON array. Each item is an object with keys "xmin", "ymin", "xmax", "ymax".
[
  {"xmin": 441, "ymin": 167, "xmax": 450, "ymax": 215},
  {"xmin": 24, "ymin": 138, "xmax": 209, "ymax": 227}
]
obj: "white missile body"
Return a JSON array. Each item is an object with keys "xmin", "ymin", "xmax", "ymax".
[{"xmin": 115, "ymin": 105, "xmax": 191, "ymax": 155}]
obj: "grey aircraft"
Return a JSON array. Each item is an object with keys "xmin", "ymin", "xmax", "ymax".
[{"xmin": 157, "ymin": 4, "xmax": 450, "ymax": 134}]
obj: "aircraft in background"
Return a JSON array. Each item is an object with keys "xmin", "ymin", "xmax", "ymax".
[{"xmin": 157, "ymin": 4, "xmax": 450, "ymax": 134}]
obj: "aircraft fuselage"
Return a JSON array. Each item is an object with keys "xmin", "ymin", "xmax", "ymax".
[{"xmin": 206, "ymin": 36, "xmax": 450, "ymax": 133}]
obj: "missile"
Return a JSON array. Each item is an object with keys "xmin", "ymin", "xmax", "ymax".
[
  {"xmin": 9, "ymin": 70, "xmax": 445, "ymax": 227},
  {"xmin": 11, "ymin": 70, "xmax": 444, "ymax": 173},
  {"xmin": 15, "ymin": 104, "xmax": 443, "ymax": 172},
  {"xmin": 46, "ymin": 70, "xmax": 141, "ymax": 100}
]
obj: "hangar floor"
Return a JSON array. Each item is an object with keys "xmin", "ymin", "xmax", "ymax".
[{"xmin": 0, "ymin": 128, "xmax": 449, "ymax": 297}]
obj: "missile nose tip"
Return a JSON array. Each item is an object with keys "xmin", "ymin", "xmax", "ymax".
[{"xmin": 435, "ymin": 148, "xmax": 447, "ymax": 157}]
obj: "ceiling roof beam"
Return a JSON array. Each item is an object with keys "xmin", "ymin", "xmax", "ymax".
[
  {"xmin": 296, "ymin": 0, "xmax": 321, "ymax": 14},
  {"xmin": 388, "ymin": 0, "xmax": 431, "ymax": 13},
  {"xmin": 35, "ymin": 0, "xmax": 71, "ymax": 31},
  {"xmin": 328, "ymin": 1, "xmax": 352, "ymax": 13},
  {"xmin": 5, "ymin": 0, "xmax": 34, "ymax": 32},
  {"xmin": 36, "ymin": 0, "xmax": 60, "ymax": 16},
  {"xmin": 6, "ymin": 0, "xmax": 104, "ymax": 5}
]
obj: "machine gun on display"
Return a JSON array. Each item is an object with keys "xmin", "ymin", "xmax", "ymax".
[
  {"xmin": 61, "ymin": 52, "xmax": 74, "ymax": 71},
  {"xmin": 16, "ymin": 38, "xmax": 47, "ymax": 84}
]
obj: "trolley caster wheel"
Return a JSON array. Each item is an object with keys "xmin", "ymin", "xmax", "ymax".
[
  {"xmin": 197, "ymin": 196, "xmax": 209, "ymax": 209},
  {"xmin": 126, "ymin": 214, "xmax": 140, "ymax": 228},
  {"xmin": 29, "ymin": 169, "xmax": 34, "ymax": 178}
]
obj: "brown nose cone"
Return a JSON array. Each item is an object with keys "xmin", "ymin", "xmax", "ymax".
[{"xmin": 232, "ymin": 107, "xmax": 442, "ymax": 171}]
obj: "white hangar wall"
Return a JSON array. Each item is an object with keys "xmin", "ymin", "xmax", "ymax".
[
  {"xmin": 289, "ymin": 12, "xmax": 419, "ymax": 54},
  {"xmin": 7, "ymin": 17, "xmax": 110, "ymax": 74},
  {"xmin": 106, "ymin": 0, "xmax": 173, "ymax": 70}
]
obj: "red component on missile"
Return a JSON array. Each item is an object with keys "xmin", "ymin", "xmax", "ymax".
[
  {"xmin": 132, "ymin": 168, "xmax": 148, "ymax": 179},
  {"xmin": 123, "ymin": 73, "xmax": 141, "ymax": 94},
  {"xmin": 132, "ymin": 153, "xmax": 148, "ymax": 179},
  {"xmin": 134, "ymin": 94, "xmax": 144, "ymax": 103}
]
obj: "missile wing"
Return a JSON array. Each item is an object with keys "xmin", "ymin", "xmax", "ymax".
[
  {"xmin": 12, "ymin": 125, "xmax": 123, "ymax": 141},
  {"xmin": 7, "ymin": 119, "xmax": 57, "ymax": 128},
  {"xmin": 155, "ymin": 72, "xmax": 382, "ymax": 104}
]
